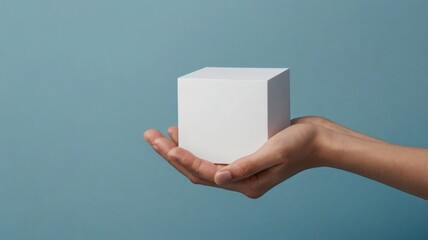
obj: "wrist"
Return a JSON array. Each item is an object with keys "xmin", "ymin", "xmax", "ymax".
[
  {"xmin": 314, "ymin": 125, "xmax": 376, "ymax": 169},
  {"xmin": 311, "ymin": 125, "xmax": 343, "ymax": 168}
]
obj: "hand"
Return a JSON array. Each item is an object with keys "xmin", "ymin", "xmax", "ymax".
[
  {"xmin": 144, "ymin": 117, "xmax": 340, "ymax": 198},
  {"xmin": 144, "ymin": 116, "xmax": 428, "ymax": 200}
]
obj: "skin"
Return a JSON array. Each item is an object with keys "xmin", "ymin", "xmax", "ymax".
[{"xmin": 143, "ymin": 116, "xmax": 428, "ymax": 200}]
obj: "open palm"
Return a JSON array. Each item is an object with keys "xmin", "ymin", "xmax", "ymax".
[{"xmin": 144, "ymin": 120, "xmax": 322, "ymax": 198}]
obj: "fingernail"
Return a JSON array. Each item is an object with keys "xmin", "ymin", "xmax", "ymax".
[
  {"xmin": 215, "ymin": 171, "xmax": 232, "ymax": 185},
  {"xmin": 168, "ymin": 153, "xmax": 178, "ymax": 162}
]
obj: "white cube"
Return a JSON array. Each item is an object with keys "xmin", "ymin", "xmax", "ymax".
[{"xmin": 178, "ymin": 67, "xmax": 290, "ymax": 164}]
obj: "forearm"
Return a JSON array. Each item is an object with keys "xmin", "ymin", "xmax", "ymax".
[{"xmin": 318, "ymin": 128, "xmax": 428, "ymax": 200}]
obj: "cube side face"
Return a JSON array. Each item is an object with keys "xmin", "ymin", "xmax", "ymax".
[
  {"xmin": 178, "ymin": 79, "xmax": 268, "ymax": 164},
  {"xmin": 268, "ymin": 69, "xmax": 290, "ymax": 138}
]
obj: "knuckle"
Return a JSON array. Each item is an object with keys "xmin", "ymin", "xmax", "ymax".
[
  {"xmin": 190, "ymin": 157, "xmax": 203, "ymax": 174},
  {"xmin": 237, "ymin": 160, "xmax": 254, "ymax": 177},
  {"xmin": 188, "ymin": 174, "xmax": 200, "ymax": 185},
  {"xmin": 314, "ymin": 117, "xmax": 330, "ymax": 124},
  {"xmin": 310, "ymin": 116, "xmax": 330, "ymax": 125},
  {"xmin": 167, "ymin": 147, "xmax": 180, "ymax": 159},
  {"xmin": 243, "ymin": 189, "xmax": 263, "ymax": 199},
  {"xmin": 292, "ymin": 116, "xmax": 331, "ymax": 126},
  {"xmin": 291, "ymin": 117, "xmax": 304, "ymax": 124},
  {"xmin": 243, "ymin": 182, "xmax": 263, "ymax": 199}
]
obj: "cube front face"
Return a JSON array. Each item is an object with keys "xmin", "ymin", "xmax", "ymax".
[
  {"xmin": 178, "ymin": 80, "xmax": 268, "ymax": 164},
  {"xmin": 178, "ymin": 67, "xmax": 289, "ymax": 164}
]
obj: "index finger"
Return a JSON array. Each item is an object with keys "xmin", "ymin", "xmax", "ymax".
[{"xmin": 168, "ymin": 147, "xmax": 221, "ymax": 182}]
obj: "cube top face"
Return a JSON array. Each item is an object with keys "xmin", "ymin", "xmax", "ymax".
[
  {"xmin": 178, "ymin": 67, "xmax": 289, "ymax": 164},
  {"xmin": 179, "ymin": 67, "xmax": 288, "ymax": 82}
]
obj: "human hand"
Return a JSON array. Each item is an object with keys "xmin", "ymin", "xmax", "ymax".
[
  {"xmin": 144, "ymin": 116, "xmax": 428, "ymax": 200},
  {"xmin": 144, "ymin": 118, "xmax": 329, "ymax": 198}
]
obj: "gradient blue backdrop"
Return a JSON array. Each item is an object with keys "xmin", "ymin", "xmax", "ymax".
[{"xmin": 1, "ymin": 0, "xmax": 427, "ymax": 239}]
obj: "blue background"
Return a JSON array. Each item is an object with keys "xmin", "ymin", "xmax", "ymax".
[{"xmin": 1, "ymin": 0, "xmax": 427, "ymax": 239}]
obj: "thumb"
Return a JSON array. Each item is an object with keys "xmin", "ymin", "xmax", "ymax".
[{"xmin": 214, "ymin": 148, "xmax": 281, "ymax": 185}]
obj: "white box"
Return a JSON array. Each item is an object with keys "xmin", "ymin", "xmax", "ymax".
[{"xmin": 178, "ymin": 67, "xmax": 290, "ymax": 164}]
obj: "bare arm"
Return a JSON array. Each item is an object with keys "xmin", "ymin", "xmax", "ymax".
[{"xmin": 319, "ymin": 129, "xmax": 428, "ymax": 199}]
